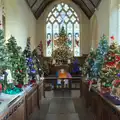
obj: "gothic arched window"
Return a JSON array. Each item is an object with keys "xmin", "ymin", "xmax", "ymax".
[{"xmin": 46, "ymin": 3, "xmax": 80, "ymax": 57}]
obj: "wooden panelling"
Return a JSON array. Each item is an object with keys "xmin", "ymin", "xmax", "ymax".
[
  {"xmin": 81, "ymin": 80, "xmax": 120, "ymax": 120},
  {"xmin": 26, "ymin": 94, "xmax": 32, "ymax": 118},
  {"xmin": 38, "ymin": 82, "xmax": 43, "ymax": 107},
  {"xmin": 26, "ymin": 85, "xmax": 39, "ymax": 120},
  {"xmin": 25, "ymin": 83, "xmax": 43, "ymax": 120},
  {"xmin": 1, "ymin": 83, "xmax": 43, "ymax": 120},
  {"xmin": 2, "ymin": 97, "xmax": 25, "ymax": 120},
  {"xmin": 32, "ymin": 89, "xmax": 38, "ymax": 111}
]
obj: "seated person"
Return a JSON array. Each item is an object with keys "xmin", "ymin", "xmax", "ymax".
[
  {"xmin": 58, "ymin": 69, "xmax": 67, "ymax": 78},
  {"xmin": 56, "ymin": 69, "xmax": 72, "ymax": 88}
]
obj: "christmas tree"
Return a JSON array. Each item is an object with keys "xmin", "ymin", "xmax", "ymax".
[
  {"xmin": 32, "ymin": 49, "xmax": 43, "ymax": 77},
  {"xmin": 91, "ymin": 35, "xmax": 109, "ymax": 80},
  {"xmin": 33, "ymin": 41, "xmax": 49, "ymax": 77},
  {"xmin": 71, "ymin": 58, "xmax": 81, "ymax": 74},
  {"xmin": 82, "ymin": 48, "xmax": 96, "ymax": 79},
  {"xmin": 52, "ymin": 26, "xmax": 73, "ymax": 64},
  {"xmin": 23, "ymin": 37, "xmax": 36, "ymax": 81},
  {"xmin": 0, "ymin": 29, "xmax": 10, "ymax": 89},
  {"xmin": 100, "ymin": 37, "xmax": 120, "ymax": 87},
  {"xmin": 6, "ymin": 36, "xmax": 27, "ymax": 85}
]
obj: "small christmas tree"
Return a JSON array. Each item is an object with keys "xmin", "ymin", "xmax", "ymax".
[
  {"xmin": 52, "ymin": 26, "xmax": 73, "ymax": 64},
  {"xmin": 100, "ymin": 37, "xmax": 120, "ymax": 87},
  {"xmin": 0, "ymin": 29, "xmax": 10, "ymax": 89},
  {"xmin": 33, "ymin": 41, "xmax": 49, "ymax": 77},
  {"xmin": 32, "ymin": 49, "xmax": 43, "ymax": 77},
  {"xmin": 82, "ymin": 48, "xmax": 96, "ymax": 80},
  {"xmin": 6, "ymin": 36, "xmax": 27, "ymax": 85},
  {"xmin": 23, "ymin": 37, "xmax": 36, "ymax": 81},
  {"xmin": 91, "ymin": 35, "xmax": 109, "ymax": 80},
  {"xmin": 72, "ymin": 58, "xmax": 81, "ymax": 74}
]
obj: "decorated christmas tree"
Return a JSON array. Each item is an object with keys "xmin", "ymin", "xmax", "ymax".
[
  {"xmin": 52, "ymin": 26, "xmax": 73, "ymax": 64},
  {"xmin": 23, "ymin": 37, "xmax": 36, "ymax": 82},
  {"xmin": 91, "ymin": 35, "xmax": 109, "ymax": 80},
  {"xmin": 6, "ymin": 36, "xmax": 27, "ymax": 85},
  {"xmin": 71, "ymin": 58, "xmax": 81, "ymax": 74},
  {"xmin": 32, "ymin": 49, "xmax": 43, "ymax": 77},
  {"xmin": 82, "ymin": 48, "xmax": 96, "ymax": 80},
  {"xmin": 0, "ymin": 29, "xmax": 10, "ymax": 89},
  {"xmin": 33, "ymin": 41, "xmax": 49, "ymax": 77},
  {"xmin": 100, "ymin": 36, "xmax": 120, "ymax": 87}
]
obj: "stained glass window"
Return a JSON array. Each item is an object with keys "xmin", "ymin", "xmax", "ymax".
[{"xmin": 46, "ymin": 3, "xmax": 80, "ymax": 57}]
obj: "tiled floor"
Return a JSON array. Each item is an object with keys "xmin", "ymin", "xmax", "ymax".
[{"xmin": 30, "ymin": 90, "xmax": 94, "ymax": 120}]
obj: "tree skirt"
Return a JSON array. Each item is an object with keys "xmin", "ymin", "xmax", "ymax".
[
  {"xmin": 103, "ymin": 93, "xmax": 120, "ymax": 105},
  {"xmin": 4, "ymin": 87, "xmax": 23, "ymax": 95}
]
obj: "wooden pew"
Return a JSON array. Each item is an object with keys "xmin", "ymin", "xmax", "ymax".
[{"xmin": 81, "ymin": 80, "xmax": 120, "ymax": 120}]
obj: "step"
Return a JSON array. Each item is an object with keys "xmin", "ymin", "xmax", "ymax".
[{"xmin": 45, "ymin": 113, "xmax": 80, "ymax": 120}]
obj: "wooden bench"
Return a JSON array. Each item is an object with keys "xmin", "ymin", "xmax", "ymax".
[
  {"xmin": 81, "ymin": 79, "xmax": 120, "ymax": 120},
  {"xmin": 43, "ymin": 77, "xmax": 81, "ymax": 97}
]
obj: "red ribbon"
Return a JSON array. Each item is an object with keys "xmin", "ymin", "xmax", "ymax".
[{"xmin": 106, "ymin": 61, "xmax": 115, "ymax": 66}]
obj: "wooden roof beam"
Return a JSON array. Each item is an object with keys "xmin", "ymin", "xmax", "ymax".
[
  {"xmin": 35, "ymin": 0, "xmax": 53, "ymax": 19},
  {"xmin": 31, "ymin": 0, "xmax": 37, "ymax": 8},
  {"xmin": 89, "ymin": 0, "xmax": 96, "ymax": 8},
  {"xmin": 96, "ymin": 0, "xmax": 102, "ymax": 8},
  {"xmin": 80, "ymin": 0, "xmax": 93, "ymax": 14},
  {"xmin": 72, "ymin": 0, "xmax": 91, "ymax": 19}
]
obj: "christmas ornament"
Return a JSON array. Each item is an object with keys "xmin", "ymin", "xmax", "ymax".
[
  {"xmin": 117, "ymin": 73, "xmax": 120, "ymax": 77},
  {"xmin": 111, "ymin": 36, "xmax": 115, "ymax": 40}
]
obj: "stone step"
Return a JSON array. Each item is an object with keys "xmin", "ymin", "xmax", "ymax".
[
  {"xmin": 48, "ymin": 98, "xmax": 76, "ymax": 114},
  {"xmin": 45, "ymin": 113, "xmax": 80, "ymax": 120}
]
